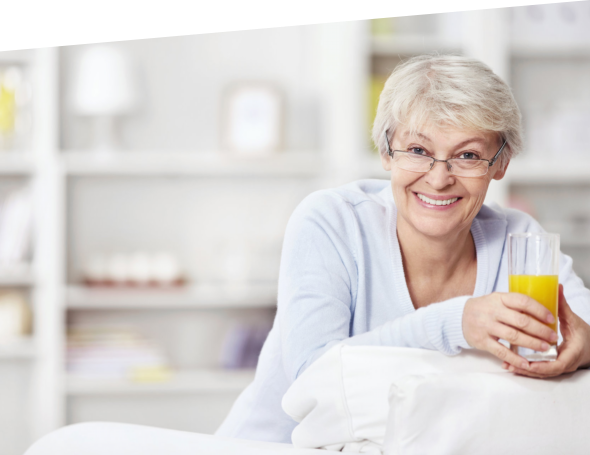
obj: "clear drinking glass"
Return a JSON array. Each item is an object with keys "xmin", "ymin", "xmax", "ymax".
[{"xmin": 508, "ymin": 232, "xmax": 560, "ymax": 362}]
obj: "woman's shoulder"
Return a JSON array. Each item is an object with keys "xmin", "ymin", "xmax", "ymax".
[
  {"xmin": 299, "ymin": 179, "xmax": 391, "ymax": 212},
  {"xmin": 287, "ymin": 179, "xmax": 392, "ymax": 236}
]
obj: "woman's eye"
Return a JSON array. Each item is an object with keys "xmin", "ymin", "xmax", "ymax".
[
  {"xmin": 408, "ymin": 147, "xmax": 426, "ymax": 155},
  {"xmin": 459, "ymin": 151, "xmax": 480, "ymax": 160}
]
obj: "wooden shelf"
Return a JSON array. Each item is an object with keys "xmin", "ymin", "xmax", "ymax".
[
  {"xmin": 0, "ymin": 265, "xmax": 35, "ymax": 287},
  {"xmin": 66, "ymin": 368, "xmax": 255, "ymax": 395},
  {"xmin": 0, "ymin": 338, "xmax": 35, "ymax": 359},
  {"xmin": 371, "ymin": 35, "xmax": 462, "ymax": 56},
  {"xmin": 508, "ymin": 158, "xmax": 590, "ymax": 184},
  {"xmin": 0, "ymin": 50, "xmax": 35, "ymax": 64},
  {"xmin": 61, "ymin": 151, "xmax": 323, "ymax": 178},
  {"xmin": 511, "ymin": 41, "xmax": 590, "ymax": 59},
  {"xmin": 66, "ymin": 283, "xmax": 277, "ymax": 310},
  {"xmin": 0, "ymin": 153, "xmax": 36, "ymax": 176}
]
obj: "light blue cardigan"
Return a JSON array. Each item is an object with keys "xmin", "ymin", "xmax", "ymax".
[{"xmin": 216, "ymin": 179, "xmax": 590, "ymax": 443}]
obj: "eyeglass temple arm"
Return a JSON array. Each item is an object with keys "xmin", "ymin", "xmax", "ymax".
[
  {"xmin": 489, "ymin": 139, "xmax": 507, "ymax": 166},
  {"xmin": 384, "ymin": 130, "xmax": 393, "ymax": 157}
]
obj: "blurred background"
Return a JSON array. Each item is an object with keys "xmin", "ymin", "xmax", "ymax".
[{"xmin": 1, "ymin": 2, "xmax": 590, "ymax": 453}]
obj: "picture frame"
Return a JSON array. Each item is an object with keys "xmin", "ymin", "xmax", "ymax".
[{"xmin": 222, "ymin": 82, "xmax": 283, "ymax": 156}]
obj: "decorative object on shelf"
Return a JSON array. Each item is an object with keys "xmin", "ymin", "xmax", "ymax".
[
  {"xmin": 66, "ymin": 324, "xmax": 171, "ymax": 381},
  {"xmin": 549, "ymin": 108, "xmax": 590, "ymax": 158},
  {"xmin": 0, "ymin": 187, "xmax": 33, "ymax": 274},
  {"xmin": 219, "ymin": 322, "xmax": 271, "ymax": 369},
  {"xmin": 0, "ymin": 291, "xmax": 32, "ymax": 341},
  {"xmin": 370, "ymin": 18, "xmax": 396, "ymax": 37},
  {"xmin": 69, "ymin": 45, "xmax": 138, "ymax": 154},
  {"xmin": 222, "ymin": 82, "xmax": 283, "ymax": 157},
  {"xmin": 511, "ymin": 2, "xmax": 590, "ymax": 44},
  {"xmin": 0, "ymin": 65, "xmax": 33, "ymax": 152},
  {"xmin": 83, "ymin": 251, "xmax": 184, "ymax": 287},
  {"xmin": 222, "ymin": 240, "xmax": 252, "ymax": 286}
]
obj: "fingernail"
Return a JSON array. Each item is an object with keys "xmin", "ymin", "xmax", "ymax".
[
  {"xmin": 550, "ymin": 332, "xmax": 558, "ymax": 342},
  {"xmin": 541, "ymin": 342, "xmax": 550, "ymax": 351},
  {"xmin": 502, "ymin": 363, "xmax": 508, "ymax": 370},
  {"xmin": 547, "ymin": 314, "xmax": 555, "ymax": 323},
  {"xmin": 521, "ymin": 361, "xmax": 529, "ymax": 369},
  {"xmin": 509, "ymin": 366, "xmax": 515, "ymax": 372}
]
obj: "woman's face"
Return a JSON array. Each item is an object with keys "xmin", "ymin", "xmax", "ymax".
[{"xmin": 381, "ymin": 125, "xmax": 509, "ymax": 240}]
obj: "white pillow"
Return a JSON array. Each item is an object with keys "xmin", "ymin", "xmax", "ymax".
[
  {"xmin": 384, "ymin": 370, "xmax": 590, "ymax": 455},
  {"xmin": 282, "ymin": 345, "xmax": 503, "ymax": 453}
]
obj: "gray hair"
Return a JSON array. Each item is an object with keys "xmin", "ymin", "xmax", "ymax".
[{"xmin": 372, "ymin": 54, "xmax": 523, "ymax": 169}]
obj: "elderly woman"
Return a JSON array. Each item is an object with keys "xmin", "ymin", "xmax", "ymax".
[{"xmin": 216, "ymin": 54, "xmax": 590, "ymax": 443}]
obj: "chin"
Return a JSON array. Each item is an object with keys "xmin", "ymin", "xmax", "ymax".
[{"xmin": 407, "ymin": 215, "xmax": 463, "ymax": 239}]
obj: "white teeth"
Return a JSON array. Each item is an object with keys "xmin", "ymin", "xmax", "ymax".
[{"xmin": 417, "ymin": 193, "xmax": 459, "ymax": 206}]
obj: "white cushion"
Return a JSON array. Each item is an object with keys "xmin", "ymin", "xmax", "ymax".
[
  {"xmin": 384, "ymin": 370, "xmax": 590, "ymax": 455},
  {"xmin": 282, "ymin": 345, "xmax": 503, "ymax": 452}
]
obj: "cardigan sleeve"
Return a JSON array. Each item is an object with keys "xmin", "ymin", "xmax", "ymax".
[{"xmin": 278, "ymin": 191, "xmax": 471, "ymax": 382}]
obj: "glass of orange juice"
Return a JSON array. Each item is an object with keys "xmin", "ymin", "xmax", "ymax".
[{"xmin": 508, "ymin": 232, "xmax": 560, "ymax": 362}]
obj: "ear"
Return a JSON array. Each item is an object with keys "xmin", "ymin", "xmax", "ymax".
[
  {"xmin": 492, "ymin": 158, "xmax": 510, "ymax": 181},
  {"xmin": 381, "ymin": 152, "xmax": 392, "ymax": 171}
]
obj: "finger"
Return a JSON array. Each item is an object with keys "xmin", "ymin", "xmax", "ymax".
[
  {"xmin": 526, "ymin": 360, "xmax": 569, "ymax": 376},
  {"xmin": 492, "ymin": 321, "xmax": 552, "ymax": 352},
  {"xmin": 507, "ymin": 364, "xmax": 553, "ymax": 379},
  {"xmin": 503, "ymin": 293, "xmax": 555, "ymax": 326},
  {"xmin": 496, "ymin": 308, "xmax": 558, "ymax": 344},
  {"xmin": 558, "ymin": 284, "xmax": 574, "ymax": 320},
  {"xmin": 487, "ymin": 339, "xmax": 530, "ymax": 370}
]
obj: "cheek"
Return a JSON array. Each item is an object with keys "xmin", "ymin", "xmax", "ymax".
[
  {"xmin": 390, "ymin": 172, "xmax": 412, "ymax": 202},
  {"xmin": 464, "ymin": 179, "xmax": 492, "ymax": 202}
]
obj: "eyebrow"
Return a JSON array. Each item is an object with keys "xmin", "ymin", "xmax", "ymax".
[{"xmin": 402, "ymin": 131, "xmax": 487, "ymax": 149}]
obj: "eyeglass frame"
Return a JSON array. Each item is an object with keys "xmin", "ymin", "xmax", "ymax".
[{"xmin": 383, "ymin": 130, "xmax": 507, "ymax": 177}]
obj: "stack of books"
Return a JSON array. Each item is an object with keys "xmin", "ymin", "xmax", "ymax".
[
  {"xmin": 66, "ymin": 325, "xmax": 171, "ymax": 381},
  {"xmin": 219, "ymin": 323, "xmax": 272, "ymax": 369},
  {"xmin": 0, "ymin": 187, "xmax": 32, "ymax": 275}
]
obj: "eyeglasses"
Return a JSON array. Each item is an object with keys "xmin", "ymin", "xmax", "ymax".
[{"xmin": 384, "ymin": 130, "xmax": 507, "ymax": 178}]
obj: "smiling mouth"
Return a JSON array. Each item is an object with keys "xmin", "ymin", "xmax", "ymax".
[{"xmin": 415, "ymin": 192, "xmax": 461, "ymax": 206}]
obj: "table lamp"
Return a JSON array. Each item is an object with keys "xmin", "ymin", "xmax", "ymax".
[{"xmin": 70, "ymin": 45, "xmax": 138, "ymax": 153}]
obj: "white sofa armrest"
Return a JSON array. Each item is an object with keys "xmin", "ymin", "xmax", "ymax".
[
  {"xmin": 25, "ymin": 422, "xmax": 341, "ymax": 455},
  {"xmin": 384, "ymin": 370, "xmax": 590, "ymax": 455}
]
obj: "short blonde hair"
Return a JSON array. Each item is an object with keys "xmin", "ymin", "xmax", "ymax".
[{"xmin": 372, "ymin": 54, "xmax": 522, "ymax": 169}]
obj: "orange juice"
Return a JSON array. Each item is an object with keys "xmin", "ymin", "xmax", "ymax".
[{"xmin": 509, "ymin": 275, "xmax": 559, "ymax": 334}]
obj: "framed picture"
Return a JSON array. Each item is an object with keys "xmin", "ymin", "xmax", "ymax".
[{"xmin": 222, "ymin": 83, "xmax": 283, "ymax": 156}]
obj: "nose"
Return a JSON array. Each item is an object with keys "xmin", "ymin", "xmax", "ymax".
[{"xmin": 424, "ymin": 160, "xmax": 455, "ymax": 189}]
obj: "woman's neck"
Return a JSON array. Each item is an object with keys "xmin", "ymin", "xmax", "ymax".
[{"xmin": 396, "ymin": 217, "xmax": 476, "ymax": 303}]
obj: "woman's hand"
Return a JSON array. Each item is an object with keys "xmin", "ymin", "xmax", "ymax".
[
  {"xmin": 501, "ymin": 285, "xmax": 590, "ymax": 378},
  {"xmin": 463, "ymin": 292, "xmax": 558, "ymax": 370}
]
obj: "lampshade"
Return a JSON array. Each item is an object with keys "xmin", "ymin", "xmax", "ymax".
[{"xmin": 70, "ymin": 45, "xmax": 137, "ymax": 116}]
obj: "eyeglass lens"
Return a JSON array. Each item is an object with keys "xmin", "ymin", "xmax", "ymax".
[{"xmin": 393, "ymin": 152, "xmax": 489, "ymax": 177}]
